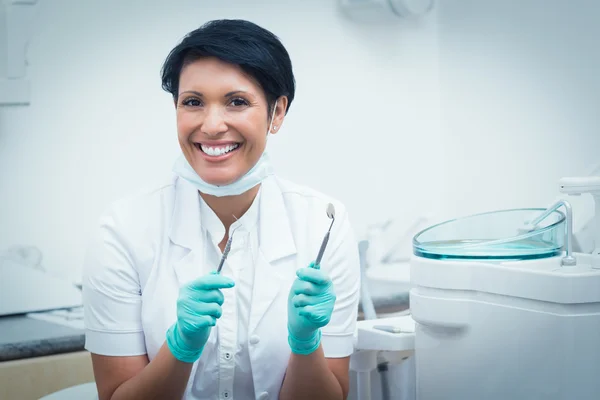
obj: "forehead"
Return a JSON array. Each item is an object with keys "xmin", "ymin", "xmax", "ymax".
[{"xmin": 178, "ymin": 56, "xmax": 263, "ymax": 95}]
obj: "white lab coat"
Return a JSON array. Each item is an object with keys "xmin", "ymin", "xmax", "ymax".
[{"xmin": 82, "ymin": 174, "xmax": 360, "ymax": 399}]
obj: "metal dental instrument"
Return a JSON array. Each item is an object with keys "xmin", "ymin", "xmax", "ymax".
[
  {"xmin": 216, "ymin": 216, "xmax": 240, "ymax": 274},
  {"xmin": 315, "ymin": 203, "xmax": 336, "ymax": 266}
]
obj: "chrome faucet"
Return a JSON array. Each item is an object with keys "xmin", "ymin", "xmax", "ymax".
[{"xmin": 530, "ymin": 200, "xmax": 577, "ymax": 266}]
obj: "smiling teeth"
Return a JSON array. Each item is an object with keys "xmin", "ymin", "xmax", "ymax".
[{"xmin": 200, "ymin": 143, "xmax": 239, "ymax": 156}]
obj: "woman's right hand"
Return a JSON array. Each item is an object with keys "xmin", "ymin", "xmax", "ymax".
[{"xmin": 166, "ymin": 271, "xmax": 235, "ymax": 363}]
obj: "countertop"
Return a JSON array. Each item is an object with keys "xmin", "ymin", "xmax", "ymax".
[{"xmin": 0, "ymin": 315, "xmax": 85, "ymax": 362}]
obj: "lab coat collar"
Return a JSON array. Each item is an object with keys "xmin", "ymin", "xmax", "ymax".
[
  {"xmin": 169, "ymin": 176, "xmax": 297, "ymax": 284},
  {"xmin": 169, "ymin": 177, "xmax": 203, "ymax": 252},
  {"xmin": 199, "ymin": 186, "xmax": 262, "ymax": 249},
  {"xmin": 257, "ymin": 176, "xmax": 297, "ymax": 263}
]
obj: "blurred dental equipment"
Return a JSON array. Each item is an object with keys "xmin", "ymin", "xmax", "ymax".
[
  {"xmin": 356, "ymin": 238, "xmax": 414, "ymax": 400},
  {"xmin": 366, "ymin": 215, "xmax": 433, "ymax": 265},
  {"xmin": 351, "ymin": 166, "xmax": 600, "ymax": 400},
  {"xmin": 338, "ymin": 0, "xmax": 435, "ymax": 23},
  {"xmin": 528, "ymin": 199, "xmax": 577, "ymax": 266},
  {"xmin": 360, "ymin": 214, "xmax": 433, "ymax": 314},
  {"xmin": 0, "ymin": 246, "xmax": 82, "ymax": 318},
  {"xmin": 358, "ymin": 240, "xmax": 377, "ymax": 321},
  {"xmin": 408, "ymin": 174, "xmax": 600, "ymax": 400},
  {"xmin": 529, "ymin": 163, "xmax": 600, "ymax": 254},
  {"xmin": 315, "ymin": 203, "xmax": 336, "ymax": 266},
  {"xmin": 558, "ymin": 175, "xmax": 600, "ymax": 259},
  {"xmin": 0, "ymin": 1, "xmax": 38, "ymax": 106},
  {"xmin": 350, "ymin": 214, "xmax": 431, "ymax": 400}
]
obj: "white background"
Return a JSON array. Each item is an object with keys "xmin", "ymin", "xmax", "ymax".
[{"xmin": 1, "ymin": 0, "xmax": 599, "ymax": 282}]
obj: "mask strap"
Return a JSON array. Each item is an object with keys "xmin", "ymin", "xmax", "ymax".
[{"xmin": 268, "ymin": 100, "xmax": 278, "ymax": 135}]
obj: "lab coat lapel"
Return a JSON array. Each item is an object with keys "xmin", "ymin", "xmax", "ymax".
[
  {"xmin": 169, "ymin": 176, "xmax": 297, "ymax": 330},
  {"xmin": 169, "ymin": 177, "xmax": 206, "ymax": 286},
  {"xmin": 248, "ymin": 177, "xmax": 297, "ymax": 335}
]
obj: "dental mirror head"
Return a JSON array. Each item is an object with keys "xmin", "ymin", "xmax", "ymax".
[
  {"xmin": 315, "ymin": 203, "xmax": 336, "ymax": 266},
  {"xmin": 326, "ymin": 203, "xmax": 335, "ymax": 220}
]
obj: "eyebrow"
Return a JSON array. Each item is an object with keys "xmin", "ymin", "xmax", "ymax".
[{"xmin": 179, "ymin": 90, "xmax": 252, "ymax": 98}]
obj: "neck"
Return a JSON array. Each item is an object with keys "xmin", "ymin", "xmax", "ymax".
[{"xmin": 200, "ymin": 185, "xmax": 260, "ymax": 232}]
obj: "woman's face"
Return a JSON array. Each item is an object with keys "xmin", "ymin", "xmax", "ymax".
[{"xmin": 176, "ymin": 57, "xmax": 286, "ymax": 186}]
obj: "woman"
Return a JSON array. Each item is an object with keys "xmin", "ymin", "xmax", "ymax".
[{"xmin": 82, "ymin": 19, "xmax": 360, "ymax": 400}]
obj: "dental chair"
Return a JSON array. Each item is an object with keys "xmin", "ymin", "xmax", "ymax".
[{"xmin": 350, "ymin": 239, "xmax": 417, "ymax": 400}]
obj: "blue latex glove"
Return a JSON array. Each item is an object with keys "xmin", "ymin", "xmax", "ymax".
[
  {"xmin": 166, "ymin": 271, "xmax": 235, "ymax": 363},
  {"xmin": 287, "ymin": 262, "xmax": 336, "ymax": 355}
]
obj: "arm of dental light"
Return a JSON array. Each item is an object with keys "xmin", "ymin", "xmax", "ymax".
[{"xmin": 279, "ymin": 207, "xmax": 360, "ymax": 400}]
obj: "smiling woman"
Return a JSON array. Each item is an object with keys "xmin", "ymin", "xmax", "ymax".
[
  {"xmin": 173, "ymin": 58, "xmax": 282, "ymax": 189},
  {"xmin": 162, "ymin": 20, "xmax": 294, "ymax": 190},
  {"xmin": 82, "ymin": 19, "xmax": 360, "ymax": 400}
]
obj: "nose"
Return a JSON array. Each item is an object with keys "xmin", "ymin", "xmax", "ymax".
[{"xmin": 201, "ymin": 106, "xmax": 227, "ymax": 136}]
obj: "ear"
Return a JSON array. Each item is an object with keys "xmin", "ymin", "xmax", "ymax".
[{"xmin": 270, "ymin": 96, "xmax": 288, "ymax": 135}]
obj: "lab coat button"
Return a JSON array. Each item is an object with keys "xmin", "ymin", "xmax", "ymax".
[
  {"xmin": 224, "ymin": 352, "xmax": 232, "ymax": 360},
  {"xmin": 257, "ymin": 392, "xmax": 269, "ymax": 400},
  {"xmin": 223, "ymin": 390, "xmax": 230, "ymax": 398},
  {"xmin": 250, "ymin": 335, "xmax": 260, "ymax": 345}
]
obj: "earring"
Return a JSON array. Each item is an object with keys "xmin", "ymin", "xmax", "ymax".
[{"xmin": 273, "ymin": 125, "xmax": 278, "ymax": 131}]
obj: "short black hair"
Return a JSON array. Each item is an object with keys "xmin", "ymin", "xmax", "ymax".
[{"xmin": 161, "ymin": 19, "xmax": 295, "ymax": 115}]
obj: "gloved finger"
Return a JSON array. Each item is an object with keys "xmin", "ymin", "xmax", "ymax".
[
  {"xmin": 299, "ymin": 306, "xmax": 332, "ymax": 326},
  {"xmin": 190, "ymin": 288, "xmax": 225, "ymax": 306},
  {"xmin": 296, "ymin": 267, "xmax": 331, "ymax": 286},
  {"xmin": 195, "ymin": 314, "xmax": 218, "ymax": 328},
  {"xmin": 177, "ymin": 301, "xmax": 201, "ymax": 320},
  {"xmin": 189, "ymin": 273, "xmax": 235, "ymax": 291},
  {"xmin": 178, "ymin": 288, "xmax": 225, "ymax": 308},
  {"xmin": 292, "ymin": 293, "xmax": 321, "ymax": 308},
  {"xmin": 180, "ymin": 300, "xmax": 223, "ymax": 319},
  {"xmin": 196, "ymin": 302, "xmax": 223, "ymax": 319},
  {"xmin": 293, "ymin": 279, "xmax": 324, "ymax": 296},
  {"xmin": 180, "ymin": 315, "xmax": 216, "ymax": 332}
]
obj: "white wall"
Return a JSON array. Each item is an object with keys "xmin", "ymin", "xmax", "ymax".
[
  {"xmin": 0, "ymin": 0, "xmax": 442, "ymax": 282},
  {"xmin": 2, "ymin": 1, "xmax": 599, "ymax": 283},
  {"xmin": 436, "ymin": 0, "xmax": 600, "ymax": 220}
]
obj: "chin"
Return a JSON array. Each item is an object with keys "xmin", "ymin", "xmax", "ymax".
[{"xmin": 199, "ymin": 171, "xmax": 241, "ymax": 186}]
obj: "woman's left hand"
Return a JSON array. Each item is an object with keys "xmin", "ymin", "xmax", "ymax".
[{"xmin": 287, "ymin": 262, "xmax": 336, "ymax": 355}]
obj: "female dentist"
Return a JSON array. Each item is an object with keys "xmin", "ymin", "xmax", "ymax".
[{"xmin": 82, "ymin": 19, "xmax": 360, "ymax": 400}]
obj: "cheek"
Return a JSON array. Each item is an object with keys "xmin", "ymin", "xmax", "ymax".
[
  {"xmin": 242, "ymin": 133, "xmax": 267, "ymax": 157},
  {"xmin": 176, "ymin": 111, "xmax": 196, "ymax": 136},
  {"xmin": 235, "ymin": 116, "xmax": 268, "ymax": 143}
]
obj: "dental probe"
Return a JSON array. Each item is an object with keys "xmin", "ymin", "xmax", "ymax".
[{"xmin": 216, "ymin": 216, "xmax": 240, "ymax": 274}]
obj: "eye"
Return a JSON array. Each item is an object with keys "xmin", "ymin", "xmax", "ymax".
[
  {"xmin": 229, "ymin": 97, "xmax": 249, "ymax": 107},
  {"xmin": 182, "ymin": 98, "xmax": 202, "ymax": 107}
]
